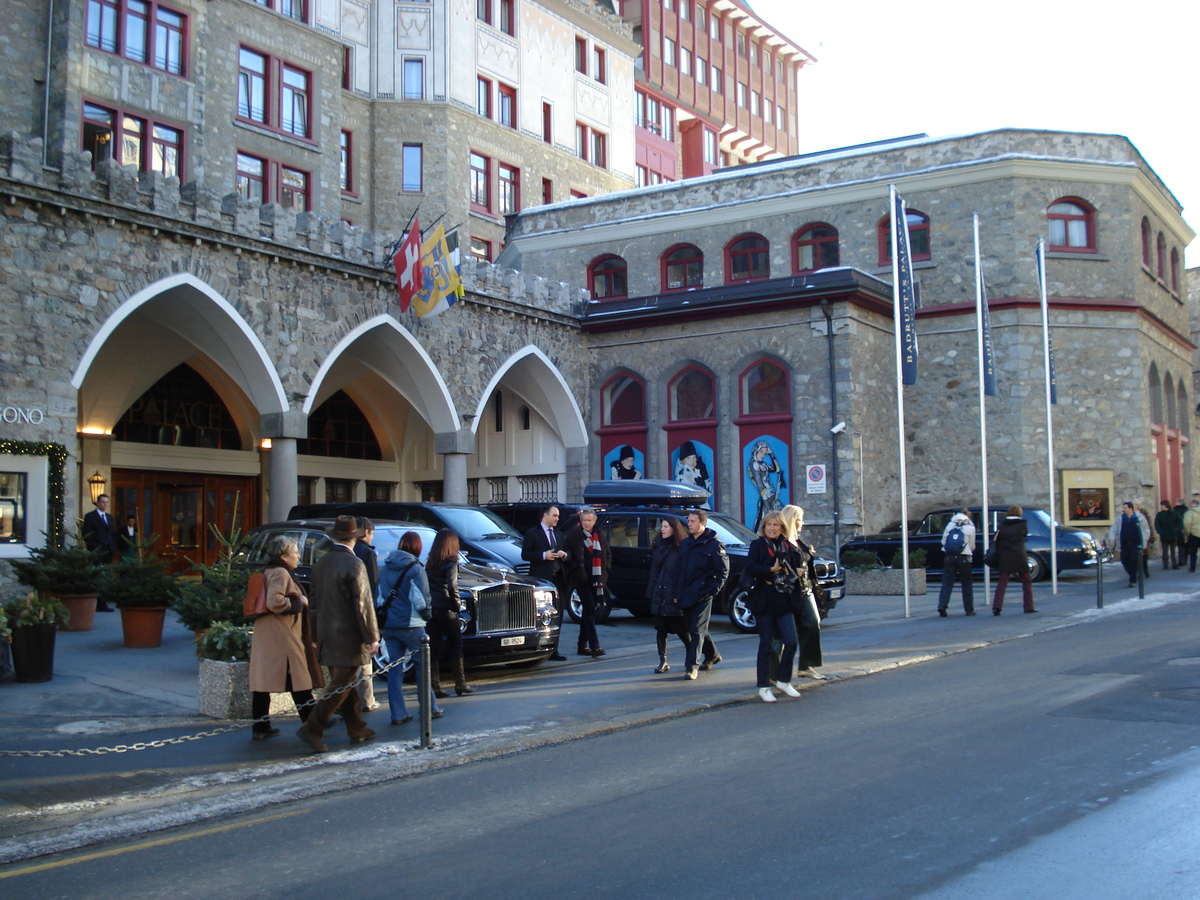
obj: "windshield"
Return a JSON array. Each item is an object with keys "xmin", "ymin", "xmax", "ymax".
[
  {"xmin": 705, "ymin": 514, "xmax": 757, "ymax": 549},
  {"xmin": 435, "ymin": 507, "xmax": 521, "ymax": 540},
  {"xmin": 373, "ymin": 525, "xmax": 439, "ymax": 564}
]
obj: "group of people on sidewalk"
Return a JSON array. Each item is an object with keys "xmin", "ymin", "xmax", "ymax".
[
  {"xmin": 246, "ymin": 515, "xmax": 476, "ymax": 753},
  {"xmin": 936, "ymin": 506, "xmax": 1039, "ymax": 616}
]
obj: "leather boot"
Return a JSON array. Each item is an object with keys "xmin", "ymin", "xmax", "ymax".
[
  {"xmin": 454, "ymin": 660, "xmax": 476, "ymax": 696},
  {"xmin": 654, "ymin": 631, "xmax": 670, "ymax": 673},
  {"xmin": 431, "ymin": 666, "xmax": 450, "ymax": 699}
]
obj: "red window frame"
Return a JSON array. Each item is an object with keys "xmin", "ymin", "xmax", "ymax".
[
  {"xmin": 476, "ymin": 76, "xmax": 492, "ymax": 118},
  {"xmin": 1141, "ymin": 217, "xmax": 1151, "ymax": 267},
  {"xmin": 792, "ymin": 223, "xmax": 839, "ymax": 273},
  {"xmin": 601, "ymin": 373, "xmax": 646, "ymax": 427},
  {"xmin": 499, "ymin": 0, "xmax": 515, "ymax": 35},
  {"xmin": 662, "ymin": 243, "xmax": 704, "ymax": 292},
  {"xmin": 476, "ymin": 0, "xmax": 491, "ymax": 25},
  {"xmin": 1156, "ymin": 233, "xmax": 1166, "ymax": 280},
  {"xmin": 235, "ymin": 150, "xmax": 311, "ymax": 210},
  {"xmin": 663, "ymin": 36, "xmax": 676, "ymax": 67},
  {"xmin": 237, "ymin": 46, "xmax": 313, "ymax": 140},
  {"xmin": 1047, "ymin": 197, "xmax": 1095, "ymax": 252},
  {"xmin": 470, "ymin": 236, "xmax": 492, "ymax": 262},
  {"xmin": 470, "ymin": 151, "xmax": 492, "ymax": 213},
  {"xmin": 252, "ymin": 0, "xmax": 307, "ymax": 20},
  {"xmin": 1170, "ymin": 248, "xmax": 1180, "ymax": 293},
  {"xmin": 725, "ymin": 233, "xmax": 770, "ymax": 283},
  {"xmin": 739, "ymin": 359, "xmax": 791, "ymax": 418},
  {"xmin": 588, "ymin": 255, "xmax": 628, "ymax": 300},
  {"xmin": 878, "ymin": 210, "xmax": 931, "ymax": 264},
  {"xmin": 576, "ymin": 122, "xmax": 607, "ymax": 168},
  {"xmin": 498, "ymin": 162, "xmax": 520, "ymax": 215},
  {"xmin": 542, "ymin": 177, "xmax": 552, "ymax": 204},
  {"xmin": 82, "ymin": 100, "xmax": 184, "ymax": 179},
  {"xmin": 339, "ymin": 129, "xmax": 353, "ymax": 194},
  {"xmin": 594, "ymin": 47, "xmax": 607, "ymax": 83},
  {"xmin": 498, "ymin": 83, "xmax": 517, "ymax": 129},
  {"xmin": 85, "ymin": 0, "xmax": 188, "ymax": 77},
  {"xmin": 575, "ymin": 37, "xmax": 588, "ymax": 74},
  {"xmin": 668, "ymin": 366, "xmax": 717, "ymax": 423},
  {"xmin": 541, "ymin": 102, "xmax": 552, "ymax": 144},
  {"xmin": 341, "ymin": 46, "xmax": 352, "ymax": 90}
]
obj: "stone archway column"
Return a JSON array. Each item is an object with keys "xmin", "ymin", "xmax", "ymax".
[
  {"xmin": 261, "ymin": 410, "xmax": 308, "ymax": 521},
  {"xmin": 436, "ymin": 427, "xmax": 476, "ymax": 504}
]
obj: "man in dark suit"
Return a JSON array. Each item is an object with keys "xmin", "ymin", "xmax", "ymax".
[
  {"xmin": 82, "ymin": 493, "xmax": 117, "ymax": 611},
  {"xmin": 115, "ymin": 513, "xmax": 139, "ymax": 559},
  {"xmin": 522, "ymin": 504, "xmax": 569, "ymax": 661}
]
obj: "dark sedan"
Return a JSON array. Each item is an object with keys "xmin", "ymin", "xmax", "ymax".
[
  {"xmin": 841, "ymin": 506, "xmax": 1107, "ymax": 581},
  {"xmin": 233, "ymin": 519, "xmax": 560, "ymax": 668}
]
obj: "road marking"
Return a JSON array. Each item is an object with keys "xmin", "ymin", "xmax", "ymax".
[{"xmin": 0, "ymin": 808, "xmax": 304, "ymax": 879}]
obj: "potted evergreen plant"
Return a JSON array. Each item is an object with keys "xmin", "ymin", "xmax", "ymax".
[
  {"xmin": 195, "ymin": 620, "xmax": 256, "ymax": 718},
  {"xmin": 3, "ymin": 592, "xmax": 69, "ymax": 682},
  {"xmin": 10, "ymin": 535, "xmax": 103, "ymax": 631},
  {"xmin": 100, "ymin": 546, "xmax": 182, "ymax": 648},
  {"xmin": 171, "ymin": 521, "xmax": 251, "ymax": 641}
]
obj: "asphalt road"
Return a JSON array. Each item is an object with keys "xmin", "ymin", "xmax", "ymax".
[{"xmin": 5, "ymin": 594, "xmax": 1199, "ymax": 899}]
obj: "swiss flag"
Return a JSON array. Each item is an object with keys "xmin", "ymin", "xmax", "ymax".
[{"xmin": 393, "ymin": 218, "xmax": 423, "ymax": 312}]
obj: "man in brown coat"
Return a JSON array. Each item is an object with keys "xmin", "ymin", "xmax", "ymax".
[{"xmin": 296, "ymin": 516, "xmax": 380, "ymax": 753}]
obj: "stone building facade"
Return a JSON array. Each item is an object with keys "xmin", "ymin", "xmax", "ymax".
[{"xmin": 502, "ymin": 129, "xmax": 1196, "ymax": 546}]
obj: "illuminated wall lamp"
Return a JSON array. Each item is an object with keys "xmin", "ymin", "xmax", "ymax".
[{"xmin": 88, "ymin": 471, "xmax": 107, "ymax": 504}]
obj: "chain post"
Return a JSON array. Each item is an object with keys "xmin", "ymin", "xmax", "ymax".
[{"xmin": 419, "ymin": 634, "xmax": 432, "ymax": 749}]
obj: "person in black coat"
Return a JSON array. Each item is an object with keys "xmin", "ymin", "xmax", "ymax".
[
  {"xmin": 646, "ymin": 516, "xmax": 688, "ymax": 673},
  {"xmin": 115, "ymin": 513, "xmax": 139, "ymax": 559},
  {"xmin": 82, "ymin": 494, "xmax": 117, "ymax": 611},
  {"xmin": 564, "ymin": 507, "xmax": 610, "ymax": 658},
  {"xmin": 521, "ymin": 504, "xmax": 568, "ymax": 660},
  {"xmin": 424, "ymin": 529, "xmax": 473, "ymax": 698},
  {"xmin": 674, "ymin": 509, "xmax": 730, "ymax": 680},
  {"xmin": 353, "ymin": 518, "xmax": 381, "ymax": 710},
  {"xmin": 992, "ymin": 506, "xmax": 1035, "ymax": 614},
  {"xmin": 744, "ymin": 512, "xmax": 803, "ymax": 702}
]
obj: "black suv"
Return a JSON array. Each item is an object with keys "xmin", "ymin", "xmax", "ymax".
[
  {"xmin": 288, "ymin": 502, "xmax": 529, "ymax": 575},
  {"xmin": 489, "ymin": 481, "xmax": 845, "ymax": 633},
  {"xmin": 233, "ymin": 519, "xmax": 560, "ymax": 668}
]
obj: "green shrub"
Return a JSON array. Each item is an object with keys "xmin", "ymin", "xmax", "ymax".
[
  {"xmin": 195, "ymin": 620, "xmax": 254, "ymax": 662},
  {"xmin": 840, "ymin": 549, "xmax": 883, "ymax": 572},
  {"xmin": 890, "ymin": 548, "xmax": 927, "ymax": 569}
]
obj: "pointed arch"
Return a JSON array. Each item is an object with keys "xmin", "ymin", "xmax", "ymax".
[
  {"xmin": 72, "ymin": 272, "xmax": 286, "ymax": 432},
  {"xmin": 305, "ymin": 315, "xmax": 459, "ymax": 435},
  {"xmin": 474, "ymin": 345, "xmax": 587, "ymax": 448}
]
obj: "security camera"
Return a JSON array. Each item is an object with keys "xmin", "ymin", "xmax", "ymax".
[{"xmin": 830, "ymin": 422, "xmax": 847, "ymax": 434}]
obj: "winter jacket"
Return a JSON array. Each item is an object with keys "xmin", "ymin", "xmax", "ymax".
[
  {"xmin": 309, "ymin": 543, "xmax": 378, "ymax": 667},
  {"xmin": 377, "ymin": 549, "xmax": 431, "ymax": 631},
  {"xmin": 1154, "ymin": 508, "xmax": 1183, "ymax": 543},
  {"xmin": 1106, "ymin": 512, "xmax": 1149, "ymax": 547},
  {"xmin": 646, "ymin": 537, "xmax": 683, "ymax": 617},
  {"xmin": 674, "ymin": 527, "xmax": 730, "ymax": 609},
  {"xmin": 427, "ymin": 559, "xmax": 460, "ymax": 612},
  {"xmin": 744, "ymin": 536, "xmax": 796, "ymax": 617},
  {"xmin": 992, "ymin": 516, "xmax": 1029, "ymax": 576}
]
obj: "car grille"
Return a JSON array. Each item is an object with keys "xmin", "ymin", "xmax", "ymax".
[
  {"xmin": 812, "ymin": 559, "xmax": 838, "ymax": 579},
  {"xmin": 474, "ymin": 585, "xmax": 537, "ymax": 634}
]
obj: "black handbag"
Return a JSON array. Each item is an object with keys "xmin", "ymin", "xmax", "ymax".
[{"xmin": 983, "ymin": 545, "xmax": 998, "ymax": 568}]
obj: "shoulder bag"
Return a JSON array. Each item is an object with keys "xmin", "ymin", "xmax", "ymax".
[{"xmin": 242, "ymin": 572, "xmax": 270, "ymax": 619}]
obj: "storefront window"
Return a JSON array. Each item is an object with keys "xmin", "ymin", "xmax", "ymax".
[{"xmin": 0, "ymin": 472, "xmax": 27, "ymax": 543}]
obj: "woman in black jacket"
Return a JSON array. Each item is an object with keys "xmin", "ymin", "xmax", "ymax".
[
  {"xmin": 744, "ymin": 511, "xmax": 802, "ymax": 702},
  {"xmin": 992, "ymin": 506, "xmax": 1035, "ymax": 614},
  {"xmin": 425, "ymin": 529, "xmax": 475, "ymax": 696},
  {"xmin": 646, "ymin": 516, "xmax": 687, "ymax": 673}
]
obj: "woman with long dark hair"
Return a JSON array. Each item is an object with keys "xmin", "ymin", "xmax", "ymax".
[
  {"xmin": 646, "ymin": 516, "xmax": 687, "ymax": 673},
  {"xmin": 426, "ymin": 528, "xmax": 474, "ymax": 697}
]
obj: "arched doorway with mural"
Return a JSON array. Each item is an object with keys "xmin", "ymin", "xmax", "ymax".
[{"xmin": 72, "ymin": 273, "xmax": 287, "ymax": 569}]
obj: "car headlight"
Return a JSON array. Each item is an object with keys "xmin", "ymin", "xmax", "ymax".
[{"xmin": 533, "ymin": 588, "xmax": 556, "ymax": 608}]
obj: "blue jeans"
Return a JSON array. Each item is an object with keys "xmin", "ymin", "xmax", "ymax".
[
  {"xmin": 756, "ymin": 610, "xmax": 797, "ymax": 687},
  {"xmin": 384, "ymin": 628, "xmax": 440, "ymax": 721}
]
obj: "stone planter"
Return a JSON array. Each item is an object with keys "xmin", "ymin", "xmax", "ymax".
[
  {"xmin": 846, "ymin": 568, "xmax": 927, "ymax": 596},
  {"xmin": 197, "ymin": 658, "xmax": 296, "ymax": 719}
]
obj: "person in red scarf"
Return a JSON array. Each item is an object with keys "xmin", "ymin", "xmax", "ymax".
[{"xmin": 565, "ymin": 507, "xmax": 611, "ymax": 658}]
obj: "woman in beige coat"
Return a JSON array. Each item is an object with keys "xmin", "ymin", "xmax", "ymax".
[{"xmin": 249, "ymin": 536, "xmax": 324, "ymax": 739}]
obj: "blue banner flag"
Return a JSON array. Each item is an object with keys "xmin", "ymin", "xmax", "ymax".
[
  {"xmin": 979, "ymin": 276, "xmax": 996, "ymax": 397},
  {"xmin": 893, "ymin": 192, "xmax": 919, "ymax": 385}
]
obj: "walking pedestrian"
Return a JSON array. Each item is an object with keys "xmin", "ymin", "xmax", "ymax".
[
  {"xmin": 1183, "ymin": 500, "xmax": 1200, "ymax": 573},
  {"xmin": 1154, "ymin": 501, "xmax": 1182, "ymax": 571},
  {"xmin": 521, "ymin": 504, "xmax": 569, "ymax": 661},
  {"xmin": 378, "ymin": 530, "xmax": 443, "ymax": 726},
  {"xmin": 647, "ymin": 517, "xmax": 687, "ymax": 673},
  {"xmin": 426, "ymin": 529, "xmax": 473, "ymax": 697},
  {"xmin": 1132, "ymin": 502, "xmax": 1154, "ymax": 580},
  {"xmin": 674, "ymin": 509, "xmax": 729, "ymax": 681},
  {"xmin": 745, "ymin": 511, "xmax": 802, "ymax": 702},
  {"xmin": 1106, "ymin": 502, "xmax": 1149, "ymax": 588},
  {"xmin": 937, "ymin": 509, "xmax": 976, "ymax": 616},
  {"xmin": 992, "ymin": 506, "xmax": 1036, "ymax": 614},
  {"xmin": 354, "ymin": 518, "xmax": 381, "ymax": 711},
  {"xmin": 565, "ymin": 507, "xmax": 609, "ymax": 658},
  {"xmin": 295, "ymin": 515, "xmax": 379, "ymax": 753},
  {"xmin": 1171, "ymin": 499, "xmax": 1189, "ymax": 568},
  {"xmin": 778, "ymin": 504, "xmax": 825, "ymax": 681}
]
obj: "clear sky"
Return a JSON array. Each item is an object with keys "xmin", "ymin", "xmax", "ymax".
[{"xmin": 748, "ymin": 0, "xmax": 1199, "ymax": 266}]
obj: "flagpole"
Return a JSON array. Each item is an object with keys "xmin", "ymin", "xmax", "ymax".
[
  {"xmin": 890, "ymin": 184, "xmax": 911, "ymax": 618},
  {"xmin": 1037, "ymin": 238, "xmax": 1059, "ymax": 593},
  {"xmin": 974, "ymin": 215, "xmax": 991, "ymax": 601}
]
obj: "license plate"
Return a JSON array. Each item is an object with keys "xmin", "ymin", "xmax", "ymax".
[
  {"xmin": 827, "ymin": 587, "xmax": 844, "ymax": 600},
  {"xmin": 500, "ymin": 635, "xmax": 525, "ymax": 646}
]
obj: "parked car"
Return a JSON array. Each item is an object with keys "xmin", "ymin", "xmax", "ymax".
[
  {"xmin": 840, "ymin": 506, "xmax": 1108, "ymax": 581},
  {"xmin": 233, "ymin": 519, "xmax": 560, "ymax": 668},
  {"xmin": 488, "ymin": 481, "xmax": 845, "ymax": 633},
  {"xmin": 288, "ymin": 502, "xmax": 529, "ymax": 575}
]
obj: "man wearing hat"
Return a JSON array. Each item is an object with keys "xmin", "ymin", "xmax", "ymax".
[{"xmin": 296, "ymin": 515, "xmax": 380, "ymax": 752}]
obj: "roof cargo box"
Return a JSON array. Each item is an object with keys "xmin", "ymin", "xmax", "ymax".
[{"xmin": 581, "ymin": 479, "xmax": 709, "ymax": 507}]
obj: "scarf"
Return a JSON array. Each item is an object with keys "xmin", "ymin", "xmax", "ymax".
[{"xmin": 584, "ymin": 531, "xmax": 603, "ymax": 587}]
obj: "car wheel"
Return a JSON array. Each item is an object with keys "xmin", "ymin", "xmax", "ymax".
[
  {"xmin": 728, "ymin": 589, "xmax": 757, "ymax": 633},
  {"xmin": 566, "ymin": 588, "xmax": 612, "ymax": 623},
  {"xmin": 1027, "ymin": 554, "xmax": 1048, "ymax": 582}
]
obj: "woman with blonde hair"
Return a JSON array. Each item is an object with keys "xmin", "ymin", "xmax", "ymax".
[
  {"xmin": 744, "ymin": 511, "xmax": 802, "ymax": 701},
  {"xmin": 778, "ymin": 505, "xmax": 825, "ymax": 681}
]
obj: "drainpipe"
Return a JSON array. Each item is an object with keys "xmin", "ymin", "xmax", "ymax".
[
  {"xmin": 42, "ymin": 0, "xmax": 56, "ymax": 168},
  {"xmin": 821, "ymin": 299, "xmax": 841, "ymax": 560}
]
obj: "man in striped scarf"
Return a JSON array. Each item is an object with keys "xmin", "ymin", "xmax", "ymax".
[{"xmin": 565, "ymin": 507, "xmax": 611, "ymax": 658}]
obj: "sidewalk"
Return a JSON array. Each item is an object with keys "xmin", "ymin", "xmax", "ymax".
[{"xmin": 1, "ymin": 562, "xmax": 1196, "ymax": 864}]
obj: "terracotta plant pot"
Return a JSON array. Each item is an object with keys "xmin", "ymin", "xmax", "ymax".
[
  {"xmin": 52, "ymin": 593, "xmax": 98, "ymax": 632},
  {"xmin": 10, "ymin": 623, "xmax": 57, "ymax": 682},
  {"xmin": 119, "ymin": 606, "xmax": 167, "ymax": 648}
]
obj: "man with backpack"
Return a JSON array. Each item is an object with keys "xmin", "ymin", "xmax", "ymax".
[{"xmin": 937, "ymin": 509, "xmax": 976, "ymax": 617}]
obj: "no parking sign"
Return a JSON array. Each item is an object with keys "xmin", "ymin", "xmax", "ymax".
[{"xmin": 806, "ymin": 464, "xmax": 827, "ymax": 494}]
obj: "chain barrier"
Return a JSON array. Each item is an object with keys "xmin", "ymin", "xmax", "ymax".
[{"xmin": 0, "ymin": 652, "xmax": 409, "ymax": 758}]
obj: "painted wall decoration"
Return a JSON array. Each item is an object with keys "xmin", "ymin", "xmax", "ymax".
[
  {"xmin": 605, "ymin": 444, "xmax": 645, "ymax": 480},
  {"xmin": 670, "ymin": 439, "xmax": 715, "ymax": 508},
  {"xmin": 743, "ymin": 435, "xmax": 790, "ymax": 531}
]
